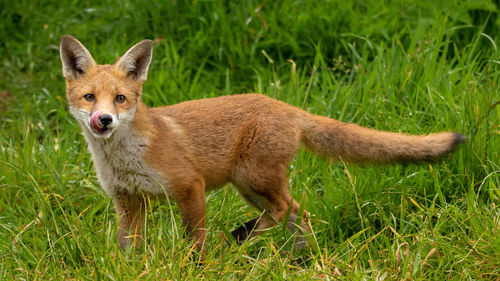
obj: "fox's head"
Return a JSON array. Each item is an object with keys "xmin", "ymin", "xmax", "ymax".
[{"xmin": 60, "ymin": 35, "xmax": 153, "ymax": 139}]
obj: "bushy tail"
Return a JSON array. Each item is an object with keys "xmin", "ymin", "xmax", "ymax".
[{"xmin": 300, "ymin": 113, "xmax": 465, "ymax": 163}]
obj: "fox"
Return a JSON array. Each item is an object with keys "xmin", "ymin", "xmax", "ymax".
[{"xmin": 60, "ymin": 35, "xmax": 465, "ymax": 254}]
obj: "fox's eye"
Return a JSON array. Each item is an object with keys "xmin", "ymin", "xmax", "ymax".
[
  {"xmin": 83, "ymin": 94, "xmax": 95, "ymax": 102},
  {"xmin": 115, "ymin": 95, "xmax": 126, "ymax": 103}
]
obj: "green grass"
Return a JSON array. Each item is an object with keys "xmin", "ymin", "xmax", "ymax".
[{"xmin": 1, "ymin": 0, "xmax": 499, "ymax": 279}]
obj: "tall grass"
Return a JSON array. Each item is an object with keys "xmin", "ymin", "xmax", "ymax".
[{"xmin": 1, "ymin": 0, "xmax": 499, "ymax": 279}]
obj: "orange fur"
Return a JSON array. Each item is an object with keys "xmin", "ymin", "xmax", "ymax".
[{"xmin": 60, "ymin": 35, "xmax": 465, "ymax": 254}]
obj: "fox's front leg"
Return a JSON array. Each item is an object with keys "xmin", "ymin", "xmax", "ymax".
[
  {"xmin": 173, "ymin": 177, "xmax": 207, "ymax": 256},
  {"xmin": 113, "ymin": 192, "xmax": 147, "ymax": 250}
]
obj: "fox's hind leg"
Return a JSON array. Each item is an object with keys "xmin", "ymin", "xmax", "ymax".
[{"xmin": 230, "ymin": 162, "xmax": 310, "ymax": 245}]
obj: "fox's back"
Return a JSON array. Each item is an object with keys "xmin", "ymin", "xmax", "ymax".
[
  {"xmin": 152, "ymin": 94, "xmax": 296, "ymax": 121},
  {"xmin": 149, "ymin": 94, "xmax": 302, "ymax": 145}
]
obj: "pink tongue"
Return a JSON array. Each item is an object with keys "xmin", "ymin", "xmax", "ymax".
[{"xmin": 90, "ymin": 111, "xmax": 104, "ymax": 130}]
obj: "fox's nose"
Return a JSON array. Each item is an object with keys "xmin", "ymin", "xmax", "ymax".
[{"xmin": 99, "ymin": 114, "xmax": 113, "ymax": 127}]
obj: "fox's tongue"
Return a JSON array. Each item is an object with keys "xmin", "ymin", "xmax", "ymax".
[{"xmin": 90, "ymin": 111, "xmax": 104, "ymax": 130}]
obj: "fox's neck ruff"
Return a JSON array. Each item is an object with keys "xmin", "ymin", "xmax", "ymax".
[{"xmin": 80, "ymin": 104, "xmax": 167, "ymax": 197}]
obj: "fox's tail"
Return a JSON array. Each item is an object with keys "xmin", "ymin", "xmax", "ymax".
[{"xmin": 300, "ymin": 113, "xmax": 465, "ymax": 163}]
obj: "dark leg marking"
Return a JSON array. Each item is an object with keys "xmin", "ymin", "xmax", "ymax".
[{"xmin": 231, "ymin": 215, "xmax": 263, "ymax": 244}]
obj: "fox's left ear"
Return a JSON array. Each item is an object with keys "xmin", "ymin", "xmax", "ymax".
[{"xmin": 115, "ymin": 40, "xmax": 154, "ymax": 82}]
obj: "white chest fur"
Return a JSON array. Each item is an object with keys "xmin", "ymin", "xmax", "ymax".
[{"xmin": 82, "ymin": 128, "xmax": 168, "ymax": 198}]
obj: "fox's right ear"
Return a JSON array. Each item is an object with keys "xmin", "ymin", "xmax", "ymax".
[{"xmin": 60, "ymin": 35, "xmax": 96, "ymax": 80}]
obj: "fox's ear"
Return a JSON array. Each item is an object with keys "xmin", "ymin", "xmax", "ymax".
[
  {"xmin": 60, "ymin": 35, "xmax": 96, "ymax": 80},
  {"xmin": 115, "ymin": 40, "xmax": 153, "ymax": 82}
]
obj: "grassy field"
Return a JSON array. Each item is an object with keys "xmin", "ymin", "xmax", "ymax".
[{"xmin": 1, "ymin": 0, "xmax": 499, "ymax": 280}]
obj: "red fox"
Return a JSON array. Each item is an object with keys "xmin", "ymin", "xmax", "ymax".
[{"xmin": 60, "ymin": 35, "xmax": 465, "ymax": 253}]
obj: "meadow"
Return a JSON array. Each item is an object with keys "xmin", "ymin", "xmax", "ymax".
[{"xmin": 0, "ymin": 0, "xmax": 499, "ymax": 279}]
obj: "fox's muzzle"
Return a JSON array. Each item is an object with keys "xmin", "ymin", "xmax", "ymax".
[
  {"xmin": 90, "ymin": 111, "xmax": 114, "ymax": 133},
  {"xmin": 99, "ymin": 114, "xmax": 113, "ymax": 127}
]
